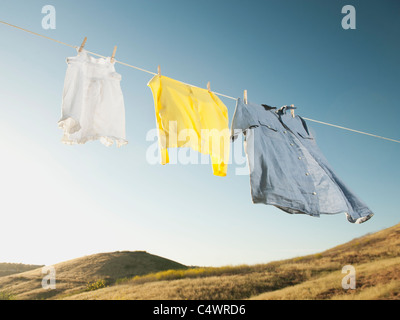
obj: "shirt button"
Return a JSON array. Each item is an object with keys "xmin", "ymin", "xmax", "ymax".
[
  {"xmin": 298, "ymin": 157, "xmax": 302, "ymax": 160},
  {"xmin": 284, "ymin": 131, "xmax": 287, "ymax": 134},
  {"xmin": 305, "ymin": 173, "xmax": 310, "ymax": 176},
  {"xmin": 312, "ymin": 192, "xmax": 317, "ymax": 195}
]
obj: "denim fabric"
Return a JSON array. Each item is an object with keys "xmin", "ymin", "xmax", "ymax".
[{"xmin": 231, "ymin": 98, "xmax": 373, "ymax": 224}]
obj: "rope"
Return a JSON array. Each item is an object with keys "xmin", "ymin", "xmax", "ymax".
[
  {"xmin": 0, "ymin": 20, "xmax": 78, "ymax": 49},
  {"xmin": 302, "ymin": 118, "xmax": 400, "ymax": 144},
  {"xmin": 1, "ymin": 20, "xmax": 399, "ymax": 144}
]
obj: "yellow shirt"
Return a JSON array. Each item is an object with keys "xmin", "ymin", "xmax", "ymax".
[{"xmin": 148, "ymin": 75, "xmax": 230, "ymax": 176}]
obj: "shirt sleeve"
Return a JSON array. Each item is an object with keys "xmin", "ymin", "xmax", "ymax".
[{"xmin": 230, "ymin": 98, "xmax": 257, "ymax": 141}]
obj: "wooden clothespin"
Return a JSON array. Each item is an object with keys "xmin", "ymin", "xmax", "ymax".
[
  {"xmin": 78, "ymin": 37, "xmax": 87, "ymax": 53},
  {"xmin": 207, "ymin": 81, "xmax": 211, "ymax": 92},
  {"xmin": 290, "ymin": 104, "xmax": 295, "ymax": 118},
  {"xmin": 157, "ymin": 65, "xmax": 161, "ymax": 76},
  {"xmin": 110, "ymin": 46, "xmax": 117, "ymax": 63},
  {"xmin": 244, "ymin": 90, "xmax": 248, "ymax": 104}
]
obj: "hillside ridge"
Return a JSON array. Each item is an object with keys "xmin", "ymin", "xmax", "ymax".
[
  {"xmin": 0, "ymin": 263, "xmax": 44, "ymax": 277},
  {"xmin": 0, "ymin": 250, "xmax": 187, "ymax": 300},
  {"xmin": 67, "ymin": 223, "xmax": 400, "ymax": 300},
  {"xmin": 1, "ymin": 223, "xmax": 399, "ymax": 300}
]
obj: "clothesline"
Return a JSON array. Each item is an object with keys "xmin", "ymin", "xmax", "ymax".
[
  {"xmin": 1, "ymin": 20, "xmax": 399, "ymax": 144},
  {"xmin": 301, "ymin": 118, "xmax": 400, "ymax": 144}
]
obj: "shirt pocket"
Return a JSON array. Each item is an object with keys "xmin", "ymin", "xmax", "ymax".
[
  {"xmin": 109, "ymin": 72, "xmax": 122, "ymax": 81},
  {"xmin": 258, "ymin": 120, "xmax": 278, "ymax": 132},
  {"xmin": 297, "ymin": 132, "xmax": 314, "ymax": 140}
]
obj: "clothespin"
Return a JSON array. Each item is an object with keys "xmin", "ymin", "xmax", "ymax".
[
  {"xmin": 244, "ymin": 90, "xmax": 248, "ymax": 105},
  {"xmin": 78, "ymin": 37, "xmax": 87, "ymax": 53},
  {"xmin": 290, "ymin": 104, "xmax": 295, "ymax": 118},
  {"xmin": 158, "ymin": 65, "xmax": 161, "ymax": 76},
  {"xmin": 207, "ymin": 81, "xmax": 211, "ymax": 92},
  {"xmin": 110, "ymin": 46, "xmax": 117, "ymax": 63}
]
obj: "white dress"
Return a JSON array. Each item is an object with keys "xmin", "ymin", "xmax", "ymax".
[{"xmin": 58, "ymin": 49, "xmax": 128, "ymax": 147}]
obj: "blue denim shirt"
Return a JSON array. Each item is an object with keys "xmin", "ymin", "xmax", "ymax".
[{"xmin": 231, "ymin": 98, "xmax": 373, "ymax": 224}]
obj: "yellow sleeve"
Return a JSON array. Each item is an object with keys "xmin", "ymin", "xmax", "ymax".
[
  {"xmin": 211, "ymin": 155, "xmax": 228, "ymax": 177},
  {"xmin": 148, "ymin": 75, "xmax": 169, "ymax": 165}
]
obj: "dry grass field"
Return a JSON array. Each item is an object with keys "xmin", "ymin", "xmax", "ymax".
[
  {"xmin": 1, "ymin": 223, "xmax": 399, "ymax": 300},
  {"xmin": 0, "ymin": 251, "xmax": 187, "ymax": 300},
  {"xmin": 0, "ymin": 263, "xmax": 43, "ymax": 277}
]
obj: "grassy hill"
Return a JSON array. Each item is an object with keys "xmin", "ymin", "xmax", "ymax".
[
  {"xmin": 66, "ymin": 223, "xmax": 400, "ymax": 300},
  {"xmin": 1, "ymin": 223, "xmax": 399, "ymax": 300},
  {"xmin": 0, "ymin": 263, "xmax": 43, "ymax": 277},
  {"xmin": 0, "ymin": 251, "xmax": 187, "ymax": 300}
]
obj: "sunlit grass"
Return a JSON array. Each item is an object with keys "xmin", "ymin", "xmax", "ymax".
[
  {"xmin": 116, "ymin": 265, "xmax": 255, "ymax": 285},
  {"xmin": 0, "ymin": 291, "xmax": 16, "ymax": 300},
  {"xmin": 66, "ymin": 223, "xmax": 400, "ymax": 300},
  {"xmin": 1, "ymin": 224, "xmax": 399, "ymax": 300},
  {"xmin": 85, "ymin": 279, "xmax": 107, "ymax": 291}
]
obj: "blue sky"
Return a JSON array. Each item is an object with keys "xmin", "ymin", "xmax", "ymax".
[{"xmin": 0, "ymin": 0, "xmax": 399, "ymax": 267}]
